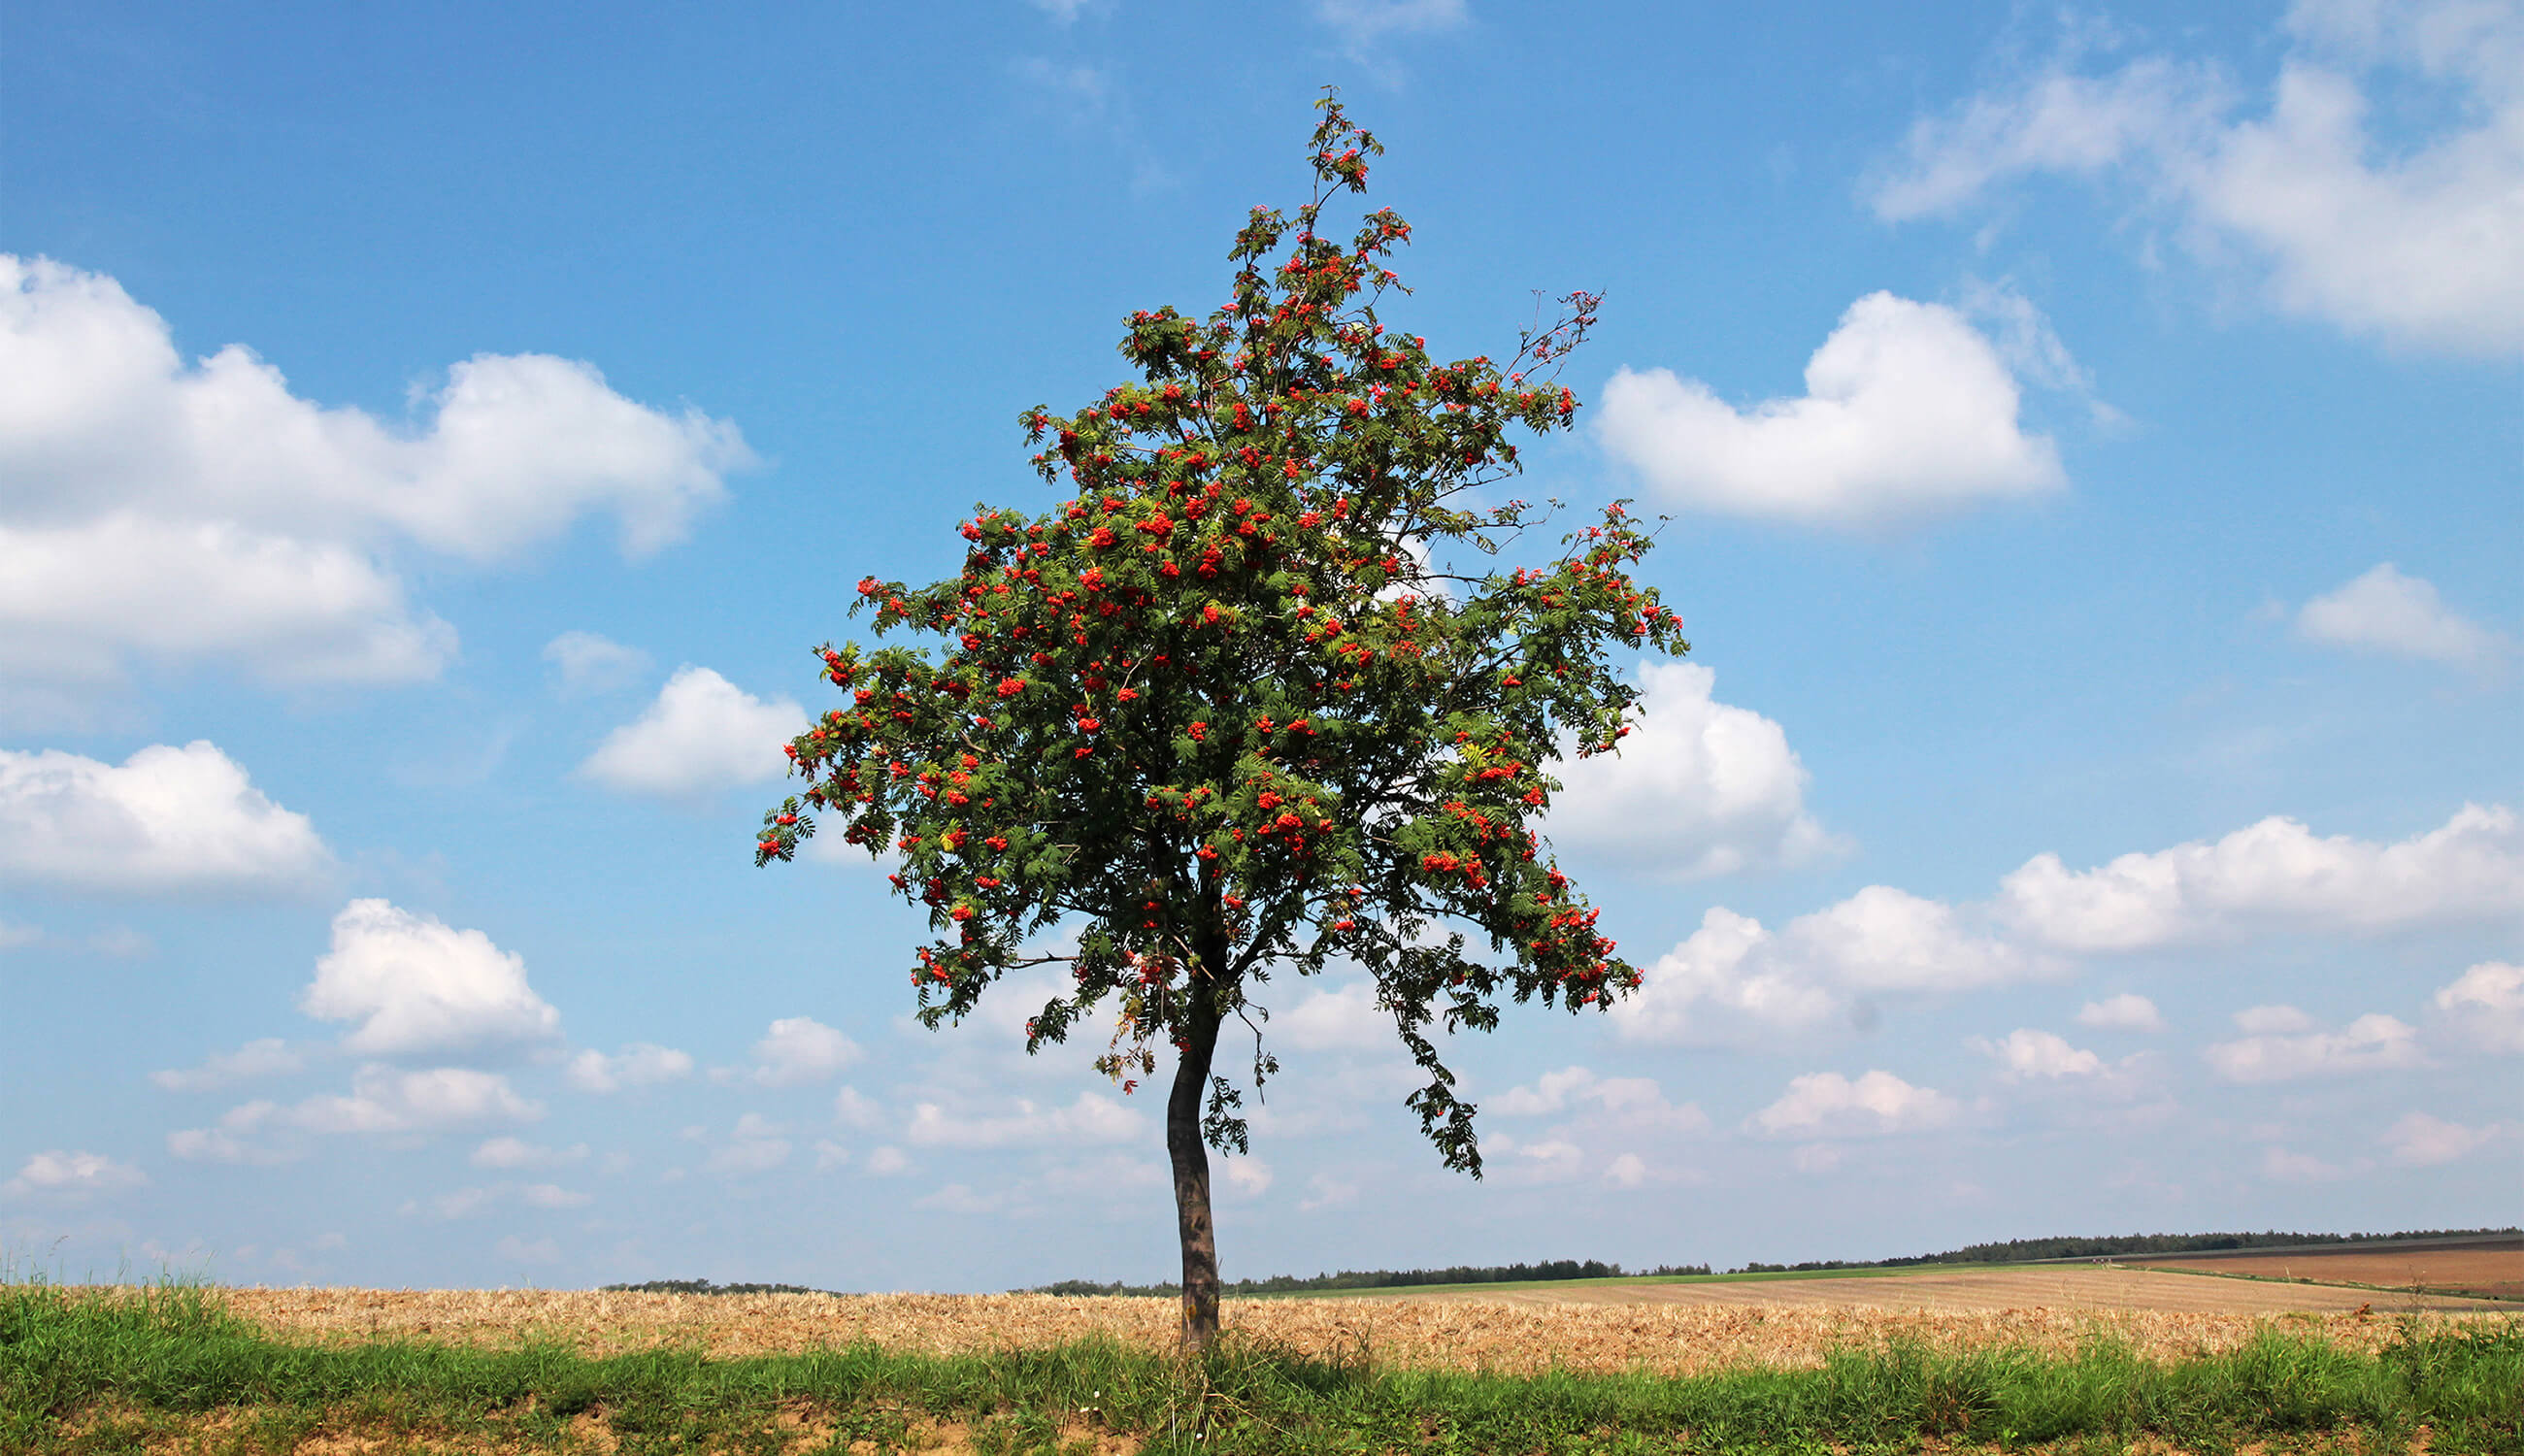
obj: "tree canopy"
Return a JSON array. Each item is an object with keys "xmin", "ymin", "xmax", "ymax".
[{"xmin": 755, "ymin": 90, "xmax": 1687, "ymax": 1345}]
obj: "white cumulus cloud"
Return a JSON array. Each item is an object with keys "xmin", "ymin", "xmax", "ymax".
[
  {"xmin": 542, "ymin": 631, "xmax": 652, "ymax": 697},
  {"xmin": 1489, "ymin": 1066, "xmax": 1710, "ymax": 1132},
  {"xmin": 300, "ymin": 899, "xmax": 560, "ymax": 1059},
  {"xmin": 1596, "ymin": 292, "xmax": 2067, "ymax": 528},
  {"xmin": 913, "ymin": 1182, "xmax": 1004, "ymax": 1215},
  {"xmin": 706, "ymin": 1112, "xmax": 792, "ymax": 1175},
  {"xmin": 1790, "ymin": 1143, "xmax": 1844, "ymax": 1174},
  {"xmin": 165, "ymin": 1106, "xmax": 301, "ymax": 1167},
  {"xmin": 576, "ymin": 666, "xmax": 805, "ymax": 799},
  {"xmin": 150, "ymin": 1039, "xmax": 304, "ymax": 1093},
  {"xmin": 1972, "ymin": 1028, "xmax": 2107, "ymax": 1080},
  {"xmin": 1619, "ymin": 804, "xmax": 2516, "ymax": 1051},
  {"xmin": 1960, "ymin": 277, "xmax": 2126, "ymax": 425},
  {"xmin": 416, "ymin": 1186, "xmax": 501, "ymax": 1220},
  {"xmin": 1274, "ymin": 979, "xmax": 1388, "ymax": 1051},
  {"xmin": 1750, "ymin": 1070, "xmax": 1960, "ymax": 1139},
  {"xmin": 1613, "ymin": 883, "xmax": 2043, "ymax": 1048},
  {"xmin": 1506, "ymin": 1139, "xmax": 1586, "ymax": 1183},
  {"xmin": 2297, "ymin": 564, "xmax": 2508, "ymax": 667},
  {"xmin": 2432, "ymin": 961, "xmax": 2524, "ymax": 1053},
  {"xmin": 2381, "ymin": 1111, "xmax": 2500, "ymax": 1167},
  {"xmin": 833, "ymin": 1086, "xmax": 884, "ymax": 1130},
  {"xmin": 0, "ymin": 515, "xmax": 457, "ymax": 721},
  {"xmin": 1222, "ymin": 1158, "xmax": 1274, "ymax": 1198},
  {"xmin": 1298, "ymin": 1171, "xmax": 1359, "ymax": 1211},
  {"xmin": 745, "ymin": 1017, "xmax": 860, "ymax": 1086},
  {"xmin": 1996, "ymin": 803, "xmax": 2522, "ymax": 951},
  {"xmin": 1490, "ymin": 1066, "xmax": 1611, "ymax": 1115},
  {"xmin": 904, "ymin": 1092, "xmax": 1145, "ymax": 1150},
  {"xmin": 2235, "ymin": 1004, "xmax": 2317, "ymax": 1035},
  {"xmin": 1315, "ymin": 0, "xmax": 1466, "ymax": 52},
  {"xmin": 1609, "ymin": 908, "xmax": 1844, "ymax": 1046},
  {"xmin": 0, "ymin": 742, "xmax": 332, "ymax": 896},
  {"xmin": 469, "ymin": 1137, "xmax": 587, "ymax": 1171},
  {"xmin": 165, "ymin": 1100, "xmax": 296, "ymax": 1165},
  {"xmin": 4, "ymin": 1149, "xmax": 149, "ymax": 1198},
  {"xmin": 0, "ymin": 256, "xmax": 751, "ymax": 717},
  {"xmin": 1786, "ymin": 884, "xmax": 2039, "ymax": 993},
  {"xmin": 2076, "ymin": 994, "xmax": 2167, "ymax": 1032},
  {"xmin": 1869, "ymin": 1, "xmax": 2524, "ymax": 356},
  {"xmin": 566, "ymin": 1042, "xmax": 694, "ymax": 1093},
  {"xmin": 167, "ymin": 1070, "xmax": 537, "ymax": 1171},
  {"xmin": 1547, "ymin": 663, "xmax": 1843, "ymax": 877},
  {"xmin": 2205, "ymin": 1009, "xmax": 2426, "ymax": 1082},
  {"xmin": 2262, "ymin": 1146, "xmax": 2351, "ymax": 1182},
  {"xmin": 279, "ymin": 1064, "xmax": 545, "ymax": 1134}
]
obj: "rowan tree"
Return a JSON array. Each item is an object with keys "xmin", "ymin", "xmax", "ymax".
[{"xmin": 755, "ymin": 91, "xmax": 1688, "ymax": 1350}]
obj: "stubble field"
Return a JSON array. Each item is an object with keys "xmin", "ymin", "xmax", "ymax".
[
  {"xmin": 15, "ymin": 1269, "xmax": 2523, "ymax": 1454},
  {"xmin": 209, "ymin": 1267, "xmax": 2509, "ymax": 1376}
]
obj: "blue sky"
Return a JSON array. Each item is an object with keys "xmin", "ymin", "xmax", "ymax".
[{"xmin": 4, "ymin": 0, "xmax": 2517, "ymax": 1292}]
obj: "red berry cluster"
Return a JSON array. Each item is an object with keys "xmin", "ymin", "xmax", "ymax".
[{"xmin": 753, "ymin": 88, "xmax": 1688, "ymax": 1176}]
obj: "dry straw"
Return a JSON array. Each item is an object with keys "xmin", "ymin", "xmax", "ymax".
[{"xmin": 199, "ymin": 1268, "xmax": 2514, "ymax": 1377}]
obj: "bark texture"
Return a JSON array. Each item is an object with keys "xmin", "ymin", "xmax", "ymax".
[{"xmin": 1166, "ymin": 951, "xmax": 1227, "ymax": 1351}]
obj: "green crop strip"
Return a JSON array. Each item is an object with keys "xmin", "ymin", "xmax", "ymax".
[{"xmin": 6, "ymin": 1280, "xmax": 2519, "ymax": 1454}]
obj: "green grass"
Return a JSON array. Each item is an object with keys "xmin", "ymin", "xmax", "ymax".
[{"xmin": 6, "ymin": 1278, "xmax": 2519, "ymax": 1454}]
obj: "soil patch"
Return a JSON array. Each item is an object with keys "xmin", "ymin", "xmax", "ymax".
[
  {"xmin": 1359, "ymin": 1265, "xmax": 2507, "ymax": 1314},
  {"xmin": 2119, "ymin": 1243, "xmax": 2521, "ymax": 1301}
]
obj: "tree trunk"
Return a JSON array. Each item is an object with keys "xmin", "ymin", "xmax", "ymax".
[{"xmin": 1167, "ymin": 961, "xmax": 1225, "ymax": 1353}]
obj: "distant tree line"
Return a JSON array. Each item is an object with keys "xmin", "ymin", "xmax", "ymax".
[
  {"xmin": 1729, "ymin": 1227, "xmax": 2521, "ymax": 1274},
  {"xmin": 1027, "ymin": 1259, "xmax": 1711, "ymax": 1297},
  {"xmin": 1029, "ymin": 1228, "xmax": 2519, "ymax": 1295},
  {"xmin": 601, "ymin": 1279, "xmax": 836, "ymax": 1296},
  {"xmin": 614, "ymin": 1227, "xmax": 2517, "ymax": 1299}
]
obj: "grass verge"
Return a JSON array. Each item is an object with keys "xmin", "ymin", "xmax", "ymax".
[{"xmin": 5, "ymin": 1279, "xmax": 2519, "ymax": 1454}]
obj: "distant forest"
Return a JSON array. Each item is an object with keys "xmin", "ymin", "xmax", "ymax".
[
  {"xmin": 1729, "ymin": 1226, "xmax": 2521, "ymax": 1274},
  {"xmin": 1030, "ymin": 1259, "xmax": 1713, "ymax": 1299},
  {"xmin": 602, "ymin": 1279, "xmax": 837, "ymax": 1296},
  {"xmin": 1026, "ymin": 1228, "xmax": 2520, "ymax": 1297},
  {"xmin": 602, "ymin": 1227, "xmax": 2517, "ymax": 1298}
]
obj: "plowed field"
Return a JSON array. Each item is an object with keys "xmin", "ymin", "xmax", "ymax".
[
  {"xmin": 2121, "ymin": 1242, "xmax": 2522, "ymax": 1300},
  {"xmin": 198, "ymin": 1269, "xmax": 2516, "ymax": 1377},
  {"xmin": 1345, "ymin": 1265, "xmax": 2507, "ymax": 1314}
]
